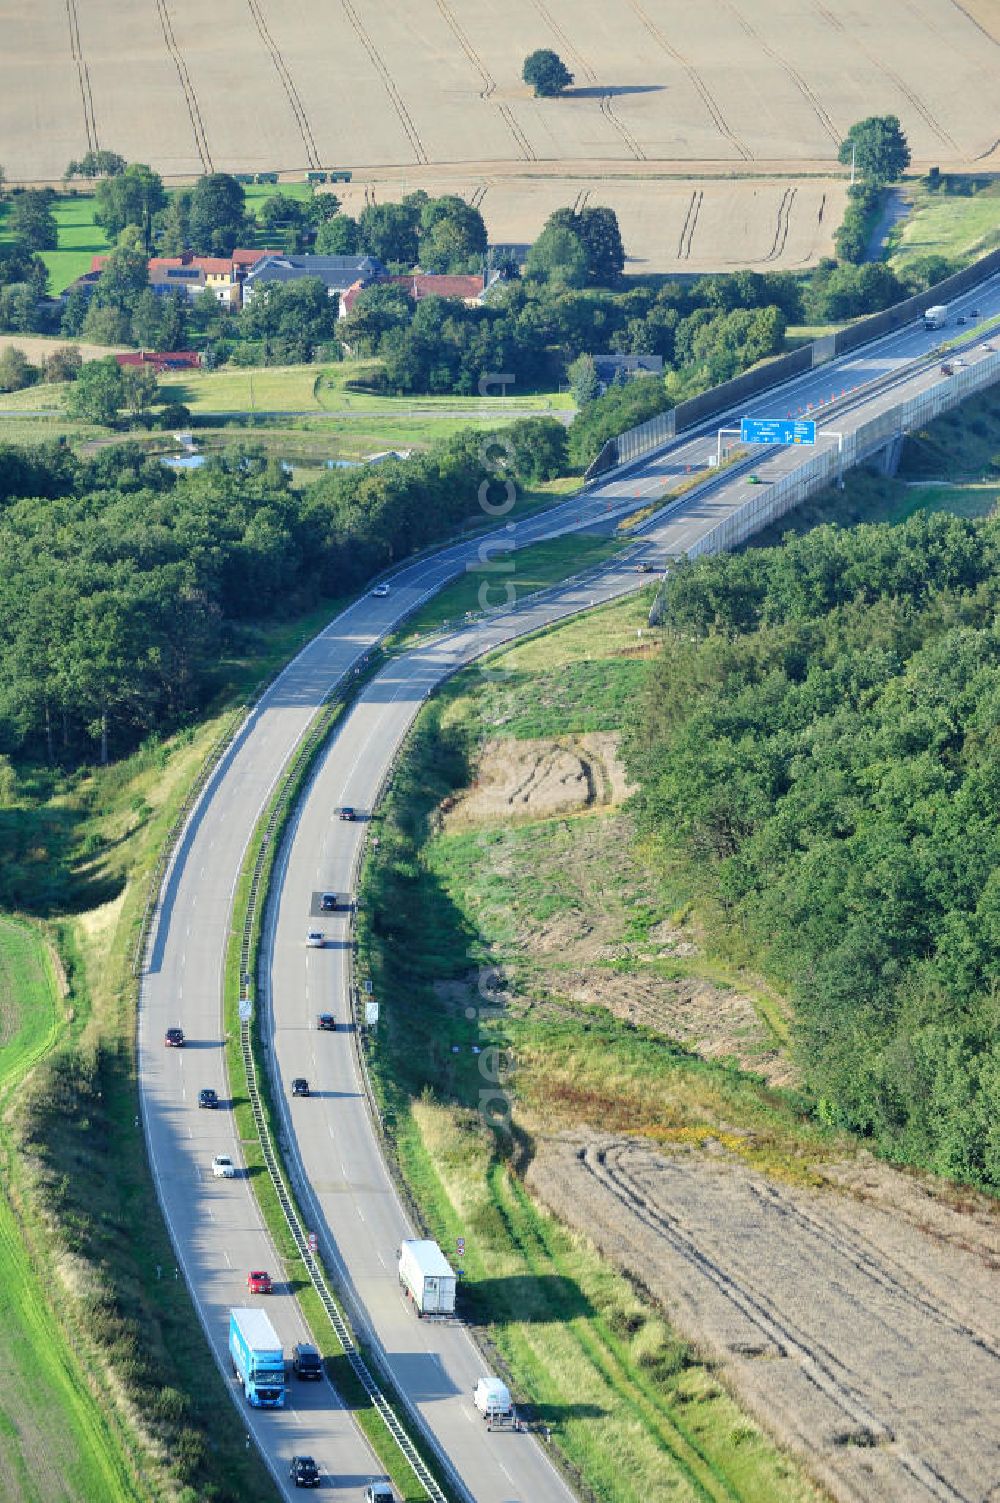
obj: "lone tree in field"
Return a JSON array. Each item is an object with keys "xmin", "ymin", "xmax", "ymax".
[
  {"xmin": 838, "ymin": 115, "xmax": 911, "ymax": 186},
  {"xmin": 522, "ymin": 49, "xmax": 574, "ymax": 98}
]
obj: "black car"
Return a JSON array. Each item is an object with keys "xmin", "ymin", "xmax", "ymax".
[
  {"xmin": 164, "ymin": 1027, "xmax": 185, "ymax": 1047},
  {"xmin": 338, "ymin": 806, "xmax": 356, "ymax": 821},
  {"xmin": 291, "ymin": 1077, "xmax": 310, "ymax": 1097},
  {"xmin": 198, "ymin": 1088, "xmax": 219, "ymax": 1109},
  {"xmin": 292, "ymin": 1342, "xmax": 323, "ymax": 1379},
  {"xmin": 290, "ymin": 1455, "xmax": 321, "ymax": 1488},
  {"xmin": 320, "ymin": 892, "xmax": 338, "ymax": 911},
  {"xmin": 317, "ymin": 1013, "xmax": 336, "ymax": 1031}
]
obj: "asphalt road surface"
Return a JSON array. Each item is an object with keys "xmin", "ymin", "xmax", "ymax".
[{"xmin": 138, "ymin": 284, "xmax": 1000, "ymax": 1502}]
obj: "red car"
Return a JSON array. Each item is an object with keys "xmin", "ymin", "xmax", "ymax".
[{"xmin": 247, "ymin": 1270, "xmax": 273, "ymax": 1295}]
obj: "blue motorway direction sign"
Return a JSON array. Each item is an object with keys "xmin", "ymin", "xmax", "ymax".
[{"xmin": 740, "ymin": 417, "xmax": 816, "ymax": 445}]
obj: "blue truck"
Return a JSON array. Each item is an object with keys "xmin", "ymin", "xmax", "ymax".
[{"xmin": 229, "ymin": 1308, "xmax": 286, "ymax": 1408}]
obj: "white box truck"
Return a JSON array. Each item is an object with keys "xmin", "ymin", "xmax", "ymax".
[
  {"xmin": 474, "ymin": 1376, "xmax": 514, "ymax": 1428},
  {"xmin": 923, "ymin": 304, "xmax": 948, "ymax": 330},
  {"xmin": 397, "ymin": 1240, "xmax": 457, "ymax": 1317}
]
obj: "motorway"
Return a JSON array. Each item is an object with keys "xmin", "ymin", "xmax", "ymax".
[{"xmin": 137, "ymin": 278, "xmax": 1000, "ymax": 1502}]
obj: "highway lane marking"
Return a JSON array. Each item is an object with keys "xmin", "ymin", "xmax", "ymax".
[{"xmin": 223, "ymin": 1249, "xmax": 231, "ymax": 1267}]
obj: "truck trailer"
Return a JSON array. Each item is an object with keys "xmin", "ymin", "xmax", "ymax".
[
  {"xmin": 229, "ymin": 1307, "xmax": 286, "ymax": 1407},
  {"xmin": 397, "ymin": 1240, "xmax": 457, "ymax": 1317},
  {"xmin": 923, "ymin": 304, "xmax": 949, "ymax": 330}
]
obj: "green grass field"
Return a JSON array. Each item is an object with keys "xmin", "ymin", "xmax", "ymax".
[
  {"xmin": 889, "ymin": 179, "xmax": 1000, "ymax": 270},
  {"xmin": 0, "ymin": 180, "xmax": 315, "ymax": 294},
  {"xmin": 0, "ymin": 355, "xmax": 572, "ymax": 461},
  {"xmin": 157, "ymin": 361, "xmax": 573, "ymax": 417},
  {"xmin": 0, "ymin": 194, "xmax": 110, "ymax": 294},
  {"xmin": 387, "ymin": 527, "xmax": 615, "ymax": 647},
  {"xmin": 0, "ymin": 919, "xmax": 144, "ymax": 1503}
]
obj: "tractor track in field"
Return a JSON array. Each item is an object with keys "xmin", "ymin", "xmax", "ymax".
[
  {"xmin": 64, "ymin": 0, "xmax": 98, "ymax": 154},
  {"xmin": 717, "ymin": 0, "xmax": 841, "ymax": 147},
  {"xmin": 624, "ymin": 0, "xmax": 753, "ymax": 162},
  {"xmin": 340, "ymin": 0, "xmax": 427, "ymax": 164},
  {"xmin": 152, "ymin": 0, "xmax": 213, "ymax": 172},
  {"xmin": 530, "ymin": 1132, "xmax": 1000, "ymax": 1503},
  {"xmin": 527, "ymin": 0, "xmax": 646, "ymax": 161},
  {"xmin": 763, "ymin": 186, "xmax": 796, "ymax": 262},
  {"xmin": 433, "ymin": 0, "xmax": 535, "ymax": 161},
  {"xmin": 243, "ymin": 0, "xmax": 321, "ymax": 168},
  {"xmin": 815, "ymin": 1, "xmax": 959, "ymax": 155},
  {"xmin": 677, "ymin": 187, "xmax": 703, "ymax": 258}
]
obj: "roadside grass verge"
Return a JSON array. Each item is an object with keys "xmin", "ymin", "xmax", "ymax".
[
  {"xmin": 353, "ymin": 595, "xmax": 836, "ymax": 1503},
  {"xmin": 397, "ymin": 1100, "xmax": 820, "ymax": 1503},
  {"xmin": 385, "ymin": 529, "xmax": 620, "ymax": 649},
  {"xmin": 0, "ymin": 918, "xmax": 145, "ymax": 1503},
  {"xmin": 8, "ymin": 713, "xmax": 286, "ymax": 1501},
  {"xmin": 888, "ymin": 178, "xmax": 1000, "ymax": 270}
]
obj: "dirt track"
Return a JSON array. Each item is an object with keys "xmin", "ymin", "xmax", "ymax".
[{"xmin": 529, "ymin": 1133, "xmax": 1000, "ymax": 1503}]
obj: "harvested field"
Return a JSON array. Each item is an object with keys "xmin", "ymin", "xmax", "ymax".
[
  {"xmin": 529, "ymin": 1132, "xmax": 1000, "ymax": 1503},
  {"xmin": 9, "ymin": 1, "xmax": 1000, "ymax": 268},
  {"xmin": 330, "ymin": 172, "xmax": 843, "ymax": 272},
  {"xmin": 0, "ymin": 334, "xmax": 124, "ymax": 365}
]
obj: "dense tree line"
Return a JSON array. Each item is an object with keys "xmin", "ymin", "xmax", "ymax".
[
  {"xmin": 341, "ymin": 267, "xmax": 792, "ymax": 397},
  {"xmin": 0, "ymin": 423, "xmax": 558, "ymax": 764},
  {"xmin": 627, "ymin": 513, "xmax": 1000, "ymax": 1188}
]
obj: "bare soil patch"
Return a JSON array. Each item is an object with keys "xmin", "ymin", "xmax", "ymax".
[
  {"xmin": 529, "ymin": 1131, "xmax": 1000, "ymax": 1503},
  {"xmin": 443, "ymin": 732, "xmax": 633, "ymax": 826},
  {"xmin": 558, "ymin": 967, "xmax": 794, "ymax": 1087}
]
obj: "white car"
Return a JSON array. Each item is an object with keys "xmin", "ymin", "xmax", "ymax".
[
  {"xmin": 372, "ymin": 583, "xmax": 390, "ymax": 598},
  {"xmin": 306, "ymin": 929, "xmax": 326, "ymax": 948},
  {"xmin": 212, "ymin": 1154, "xmax": 236, "ymax": 1179}
]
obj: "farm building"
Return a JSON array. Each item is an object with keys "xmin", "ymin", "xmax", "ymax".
[
  {"xmin": 114, "ymin": 350, "xmax": 202, "ymax": 373},
  {"xmin": 592, "ymin": 353, "xmax": 663, "ymax": 391},
  {"xmin": 241, "ymin": 254, "xmax": 386, "ymax": 309}
]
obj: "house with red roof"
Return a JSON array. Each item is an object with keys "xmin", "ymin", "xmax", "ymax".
[
  {"xmin": 385, "ymin": 273, "xmax": 488, "ymax": 305},
  {"xmin": 114, "ymin": 350, "xmax": 202, "ymax": 373},
  {"xmin": 88, "ymin": 249, "xmax": 281, "ymax": 307}
]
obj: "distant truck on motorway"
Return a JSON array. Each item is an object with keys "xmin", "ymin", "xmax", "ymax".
[
  {"xmin": 229, "ymin": 1308, "xmax": 286, "ymax": 1407},
  {"xmin": 923, "ymin": 304, "xmax": 949, "ymax": 330},
  {"xmin": 397, "ymin": 1240, "xmax": 457, "ymax": 1317}
]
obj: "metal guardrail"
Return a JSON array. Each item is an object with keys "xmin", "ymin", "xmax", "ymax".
[
  {"xmin": 132, "ymin": 716, "xmax": 244, "ymax": 978},
  {"xmin": 233, "ymin": 684, "xmax": 453, "ymax": 1503},
  {"xmin": 237, "ymin": 1020, "xmax": 450, "ymax": 1503},
  {"xmin": 681, "ymin": 347, "xmax": 1000, "ymax": 563}
]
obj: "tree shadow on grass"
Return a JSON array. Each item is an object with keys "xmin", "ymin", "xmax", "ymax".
[
  {"xmin": 461, "ymin": 1274, "xmax": 594, "ymax": 1325},
  {"xmin": 0, "ymin": 804, "xmax": 124, "ymax": 916}
]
